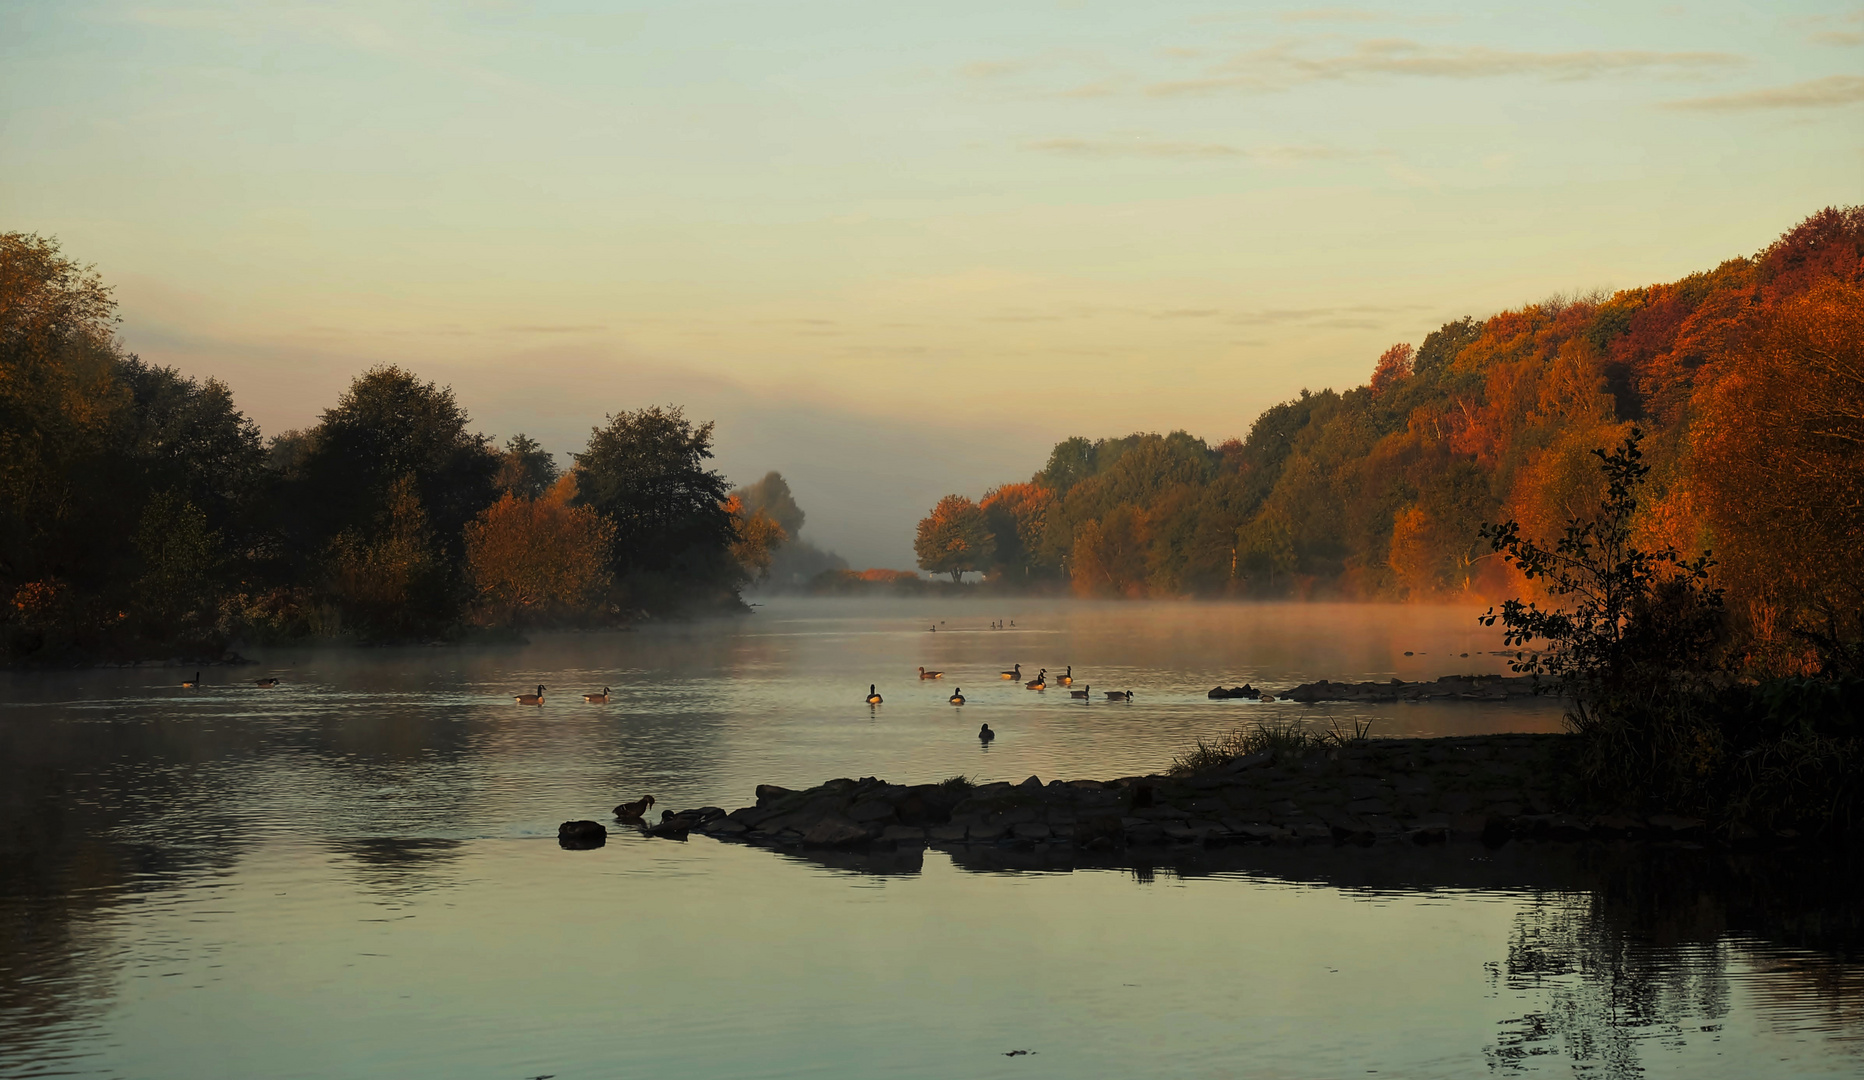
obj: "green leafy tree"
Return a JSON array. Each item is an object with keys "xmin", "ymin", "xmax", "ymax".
[{"xmin": 572, "ymin": 405, "xmax": 740, "ymax": 611}]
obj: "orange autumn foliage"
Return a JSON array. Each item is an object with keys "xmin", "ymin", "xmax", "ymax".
[{"xmin": 464, "ymin": 476, "xmax": 616, "ymax": 624}]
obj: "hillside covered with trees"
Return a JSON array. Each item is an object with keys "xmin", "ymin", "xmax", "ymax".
[
  {"xmin": 1, "ymin": 233, "xmax": 790, "ymax": 663},
  {"xmin": 916, "ymin": 207, "xmax": 1863, "ymax": 671}
]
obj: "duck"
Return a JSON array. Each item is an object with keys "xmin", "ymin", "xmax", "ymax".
[
  {"xmin": 1000, "ymin": 663, "xmax": 1021, "ymax": 680},
  {"xmin": 978, "ymin": 723, "xmax": 995, "ymax": 744},
  {"xmin": 1069, "ymin": 684, "xmax": 1090, "ymax": 700},
  {"xmin": 1058, "ymin": 666, "xmax": 1073, "ymax": 687},
  {"xmin": 949, "ymin": 688, "xmax": 965, "ymax": 705},
  {"xmin": 1025, "ymin": 669, "xmax": 1047, "ymax": 690},
  {"xmin": 1104, "ymin": 689, "xmax": 1133, "ymax": 701},
  {"xmin": 254, "ymin": 677, "xmax": 278, "ymax": 688},
  {"xmin": 866, "ymin": 684, "xmax": 883, "ymax": 704},
  {"xmin": 180, "ymin": 671, "xmax": 200, "ymax": 688},
  {"xmin": 918, "ymin": 666, "xmax": 944, "ymax": 680},
  {"xmin": 613, "ymin": 795, "xmax": 656, "ymax": 822},
  {"xmin": 583, "ymin": 687, "xmax": 610, "ymax": 703},
  {"xmin": 515, "ymin": 684, "xmax": 546, "ymax": 705}
]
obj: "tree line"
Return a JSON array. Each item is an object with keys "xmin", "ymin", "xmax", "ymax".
[
  {"xmin": 1, "ymin": 233, "xmax": 790, "ymax": 663},
  {"xmin": 916, "ymin": 206, "xmax": 1864, "ymax": 673}
]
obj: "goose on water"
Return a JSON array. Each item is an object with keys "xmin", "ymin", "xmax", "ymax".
[
  {"xmin": 1104, "ymin": 689, "xmax": 1133, "ymax": 701},
  {"xmin": 978, "ymin": 723, "xmax": 995, "ymax": 743},
  {"xmin": 949, "ymin": 688, "xmax": 965, "ymax": 705},
  {"xmin": 584, "ymin": 687, "xmax": 610, "ymax": 703},
  {"xmin": 515, "ymin": 684, "xmax": 546, "ymax": 705},
  {"xmin": 1025, "ymin": 669, "xmax": 1047, "ymax": 690},
  {"xmin": 1000, "ymin": 663, "xmax": 1021, "ymax": 680},
  {"xmin": 866, "ymin": 684, "xmax": 884, "ymax": 705},
  {"xmin": 918, "ymin": 666, "xmax": 944, "ymax": 680},
  {"xmin": 1069, "ymin": 685, "xmax": 1090, "ymax": 700},
  {"xmin": 1058, "ymin": 666, "xmax": 1073, "ymax": 687},
  {"xmin": 180, "ymin": 671, "xmax": 201, "ymax": 688}
]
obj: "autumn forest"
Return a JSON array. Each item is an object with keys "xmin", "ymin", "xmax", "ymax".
[{"xmin": 909, "ymin": 208, "xmax": 1863, "ymax": 673}]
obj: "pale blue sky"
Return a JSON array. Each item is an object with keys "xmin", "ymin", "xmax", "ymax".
[{"xmin": 3, "ymin": 1, "xmax": 1859, "ymax": 565}]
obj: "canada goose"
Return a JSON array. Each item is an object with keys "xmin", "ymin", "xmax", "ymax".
[
  {"xmin": 583, "ymin": 687, "xmax": 610, "ymax": 703},
  {"xmin": 1025, "ymin": 669, "xmax": 1047, "ymax": 690},
  {"xmin": 1059, "ymin": 666, "xmax": 1073, "ymax": 687},
  {"xmin": 1000, "ymin": 663, "xmax": 1021, "ymax": 680},
  {"xmin": 1104, "ymin": 689, "xmax": 1133, "ymax": 701},
  {"xmin": 949, "ymin": 688, "xmax": 965, "ymax": 705},
  {"xmin": 866, "ymin": 684, "xmax": 883, "ymax": 704},
  {"xmin": 254, "ymin": 677, "xmax": 279, "ymax": 688},
  {"xmin": 978, "ymin": 723, "xmax": 995, "ymax": 743},
  {"xmin": 515, "ymin": 684, "xmax": 546, "ymax": 705},
  {"xmin": 180, "ymin": 671, "xmax": 200, "ymax": 688},
  {"xmin": 1069, "ymin": 684, "xmax": 1090, "ymax": 700},
  {"xmin": 614, "ymin": 795, "xmax": 656, "ymax": 822},
  {"xmin": 918, "ymin": 667, "xmax": 944, "ymax": 680}
]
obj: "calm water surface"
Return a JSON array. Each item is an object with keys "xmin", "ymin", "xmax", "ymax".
[{"xmin": 2, "ymin": 599, "xmax": 1858, "ymax": 1078}]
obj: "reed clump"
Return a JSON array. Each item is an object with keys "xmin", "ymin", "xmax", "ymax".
[{"xmin": 1170, "ymin": 719, "xmax": 1372, "ymax": 775}]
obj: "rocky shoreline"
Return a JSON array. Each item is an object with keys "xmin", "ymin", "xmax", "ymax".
[
  {"xmin": 1273, "ymin": 674, "xmax": 1549, "ymax": 703},
  {"xmin": 561, "ymin": 732, "xmax": 1779, "ymax": 853}
]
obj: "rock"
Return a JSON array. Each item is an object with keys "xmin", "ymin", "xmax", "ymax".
[
  {"xmin": 848, "ymin": 800, "xmax": 897, "ymax": 824},
  {"xmin": 1221, "ymin": 751, "xmax": 1275, "ymax": 774},
  {"xmin": 1019, "ymin": 775, "xmax": 1044, "ymax": 790},
  {"xmin": 1647, "ymin": 814, "xmax": 1707, "ymax": 836},
  {"xmin": 1012, "ymin": 822, "xmax": 1051, "ymax": 841},
  {"xmin": 801, "ymin": 815, "xmax": 875, "ymax": 847},
  {"xmin": 1345, "ymin": 798, "xmax": 1392, "ymax": 816},
  {"xmin": 755, "ymin": 784, "xmax": 796, "ymax": 804},
  {"xmin": 703, "ymin": 817, "xmax": 749, "ymax": 835},
  {"xmin": 1075, "ymin": 814, "xmax": 1124, "ymax": 848},
  {"xmin": 1480, "ymin": 816, "xmax": 1514, "ymax": 847},
  {"xmin": 557, "ymin": 820, "xmax": 607, "ymax": 848},
  {"xmin": 968, "ymin": 823, "xmax": 1007, "ymax": 841},
  {"xmin": 928, "ymin": 825, "xmax": 968, "ymax": 842},
  {"xmin": 1123, "ymin": 820, "xmax": 1166, "ymax": 845},
  {"xmin": 881, "ymin": 825, "xmax": 928, "ymax": 842},
  {"xmin": 645, "ymin": 819, "xmax": 690, "ymax": 840},
  {"xmin": 1590, "ymin": 814, "xmax": 1644, "ymax": 838}
]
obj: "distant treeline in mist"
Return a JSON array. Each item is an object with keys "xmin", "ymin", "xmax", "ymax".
[
  {"xmin": 0, "ymin": 233, "xmax": 810, "ymax": 664},
  {"xmin": 916, "ymin": 207, "xmax": 1863, "ymax": 668}
]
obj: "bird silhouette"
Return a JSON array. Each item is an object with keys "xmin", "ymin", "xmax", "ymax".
[
  {"xmin": 978, "ymin": 723, "xmax": 995, "ymax": 743},
  {"xmin": 866, "ymin": 684, "xmax": 883, "ymax": 704},
  {"xmin": 949, "ymin": 688, "xmax": 965, "ymax": 705},
  {"xmin": 515, "ymin": 684, "xmax": 546, "ymax": 705}
]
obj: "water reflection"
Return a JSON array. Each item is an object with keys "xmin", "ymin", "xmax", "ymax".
[{"xmin": 1, "ymin": 600, "xmax": 1858, "ymax": 1078}]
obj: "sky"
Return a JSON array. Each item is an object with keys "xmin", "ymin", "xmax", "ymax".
[{"xmin": 2, "ymin": 1, "xmax": 1859, "ymax": 567}]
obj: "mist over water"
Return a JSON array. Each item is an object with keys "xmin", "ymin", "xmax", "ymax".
[{"xmin": 3, "ymin": 599, "xmax": 1858, "ymax": 1079}]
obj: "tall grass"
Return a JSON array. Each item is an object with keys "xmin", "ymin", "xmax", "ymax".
[{"xmin": 1169, "ymin": 719, "xmax": 1372, "ymax": 775}]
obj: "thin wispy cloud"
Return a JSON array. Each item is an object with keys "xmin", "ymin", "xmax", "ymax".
[
  {"xmin": 1664, "ymin": 74, "xmax": 1864, "ymax": 110},
  {"xmin": 1147, "ymin": 38, "xmax": 1743, "ymax": 96},
  {"xmin": 1277, "ymin": 8, "xmax": 1384, "ymax": 23},
  {"xmin": 1026, "ymin": 137, "xmax": 1348, "ymax": 160}
]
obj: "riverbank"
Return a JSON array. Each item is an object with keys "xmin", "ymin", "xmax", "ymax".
[{"xmin": 608, "ymin": 732, "xmax": 1802, "ymax": 854}]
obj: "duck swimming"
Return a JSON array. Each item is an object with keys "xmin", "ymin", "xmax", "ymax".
[
  {"xmin": 515, "ymin": 684, "xmax": 546, "ymax": 705},
  {"xmin": 1000, "ymin": 663, "xmax": 1021, "ymax": 680},
  {"xmin": 978, "ymin": 723, "xmax": 995, "ymax": 743},
  {"xmin": 1104, "ymin": 689, "xmax": 1133, "ymax": 701},
  {"xmin": 866, "ymin": 684, "xmax": 883, "ymax": 704},
  {"xmin": 949, "ymin": 687, "xmax": 965, "ymax": 705},
  {"xmin": 918, "ymin": 666, "xmax": 943, "ymax": 680},
  {"xmin": 254, "ymin": 677, "xmax": 278, "ymax": 688},
  {"xmin": 1069, "ymin": 684, "xmax": 1090, "ymax": 700}
]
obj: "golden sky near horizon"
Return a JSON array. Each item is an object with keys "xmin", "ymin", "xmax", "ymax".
[{"xmin": 3, "ymin": 1, "xmax": 1859, "ymax": 563}]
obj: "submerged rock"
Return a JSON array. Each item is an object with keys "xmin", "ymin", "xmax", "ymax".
[{"xmin": 557, "ymin": 820, "xmax": 607, "ymax": 849}]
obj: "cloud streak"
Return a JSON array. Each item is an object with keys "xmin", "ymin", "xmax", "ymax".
[
  {"xmin": 1026, "ymin": 137, "xmax": 1349, "ymax": 161},
  {"xmin": 1663, "ymin": 75, "xmax": 1864, "ymax": 111},
  {"xmin": 1145, "ymin": 38, "xmax": 1742, "ymax": 96}
]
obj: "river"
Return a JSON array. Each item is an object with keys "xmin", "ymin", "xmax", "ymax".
[{"xmin": 2, "ymin": 599, "xmax": 1857, "ymax": 1078}]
